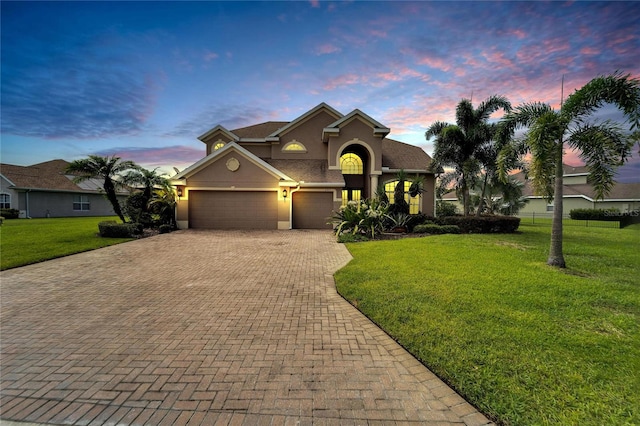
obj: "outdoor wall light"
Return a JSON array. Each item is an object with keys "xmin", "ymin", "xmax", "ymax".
[
  {"xmin": 282, "ymin": 189, "xmax": 288, "ymax": 200},
  {"xmin": 177, "ymin": 187, "xmax": 183, "ymax": 198}
]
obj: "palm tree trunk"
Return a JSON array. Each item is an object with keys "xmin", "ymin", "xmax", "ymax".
[
  {"xmin": 547, "ymin": 142, "xmax": 566, "ymax": 268},
  {"xmin": 476, "ymin": 173, "xmax": 489, "ymax": 217},
  {"xmin": 104, "ymin": 179, "xmax": 126, "ymax": 223}
]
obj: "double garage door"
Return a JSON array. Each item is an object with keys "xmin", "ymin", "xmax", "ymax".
[
  {"xmin": 189, "ymin": 191, "xmax": 278, "ymax": 229},
  {"xmin": 189, "ymin": 190, "xmax": 334, "ymax": 229}
]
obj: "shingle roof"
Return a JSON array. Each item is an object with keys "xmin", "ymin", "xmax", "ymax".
[
  {"xmin": 232, "ymin": 122, "xmax": 289, "ymax": 139},
  {"xmin": 266, "ymin": 159, "xmax": 344, "ymax": 185},
  {"xmin": 382, "ymin": 138, "xmax": 433, "ymax": 171},
  {"xmin": 1, "ymin": 159, "xmax": 123, "ymax": 193}
]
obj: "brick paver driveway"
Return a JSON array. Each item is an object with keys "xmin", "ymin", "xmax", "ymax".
[{"xmin": 1, "ymin": 230, "xmax": 490, "ymax": 425}]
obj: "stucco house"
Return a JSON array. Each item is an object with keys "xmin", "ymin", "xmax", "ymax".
[
  {"xmin": 171, "ymin": 103, "xmax": 435, "ymax": 229},
  {"xmin": 0, "ymin": 159, "xmax": 128, "ymax": 218},
  {"xmin": 441, "ymin": 164, "xmax": 640, "ymax": 215}
]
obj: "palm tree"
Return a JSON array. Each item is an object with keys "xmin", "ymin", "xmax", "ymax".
[
  {"xmin": 122, "ymin": 167, "xmax": 169, "ymax": 211},
  {"xmin": 426, "ymin": 95, "xmax": 511, "ymax": 216},
  {"xmin": 498, "ymin": 72, "xmax": 640, "ymax": 267},
  {"xmin": 65, "ymin": 155, "xmax": 138, "ymax": 223},
  {"xmin": 148, "ymin": 179, "xmax": 178, "ymax": 227}
]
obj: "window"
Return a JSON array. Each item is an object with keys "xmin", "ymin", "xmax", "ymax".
[
  {"xmin": 282, "ymin": 141, "xmax": 307, "ymax": 152},
  {"xmin": 340, "ymin": 153, "xmax": 363, "ymax": 174},
  {"xmin": 213, "ymin": 141, "xmax": 226, "ymax": 151},
  {"xmin": 0, "ymin": 193, "xmax": 10, "ymax": 209},
  {"xmin": 341, "ymin": 189, "xmax": 362, "ymax": 207},
  {"xmin": 546, "ymin": 203, "xmax": 554, "ymax": 212},
  {"xmin": 384, "ymin": 180, "xmax": 420, "ymax": 214},
  {"xmin": 73, "ymin": 195, "xmax": 90, "ymax": 211}
]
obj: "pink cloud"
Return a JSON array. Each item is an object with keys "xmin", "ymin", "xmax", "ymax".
[
  {"xmin": 579, "ymin": 46, "xmax": 599, "ymax": 55},
  {"xmin": 315, "ymin": 43, "xmax": 342, "ymax": 55},
  {"xmin": 323, "ymin": 73, "xmax": 363, "ymax": 90},
  {"xmin": 309, "ymin": 0, "xmax": 320, "ymax": 8},
  {"xmin": 417, "ymin": 56, "xmax": 451, "ymax": 72}
]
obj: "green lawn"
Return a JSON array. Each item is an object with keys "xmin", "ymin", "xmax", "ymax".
[
  {"xmin": 335, "ymin": 223, "xmax": 640, "ymax": 425},
  {"xmin": 0, "ymin": 216, "xmax": 133, "ymax": 270}
]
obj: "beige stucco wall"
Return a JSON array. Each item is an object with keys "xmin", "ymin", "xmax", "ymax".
[
  {"xmin": 187, "ymin": 151, "xmax": 279, "ymax": 189},
  {"xmin": 270, "ymin": 110, "xmax": 337, "ymax": 160}
]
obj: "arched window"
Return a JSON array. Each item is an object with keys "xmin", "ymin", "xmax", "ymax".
[
  {"xmin": 282, "ymin": 141, "xmax": 307, "ymax": 152},
  {"xmin": 384, "ymin": 180, "xmax": 420, "ymax": 214},
  {"xmin": 340, "ymin": 153, "xmax": 363, "ymax": 174},
  {"xmin": 213, "ymin": 141, "xmax": 226, "ymax": 151}
]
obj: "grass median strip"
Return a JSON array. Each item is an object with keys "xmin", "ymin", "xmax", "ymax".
[
  {"xmin": 335, "ymin": 223, "xmax": 640, "ymax": 425},
  {"xmin": 0, "ymin": 216, "xmax": 133, "ymax": 270}
]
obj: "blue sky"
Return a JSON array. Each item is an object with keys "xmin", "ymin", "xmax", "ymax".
[{"xmin": 2, "ymin": 1, "xmax": 639, "ymax": 181}]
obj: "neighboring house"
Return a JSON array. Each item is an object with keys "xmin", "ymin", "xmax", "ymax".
[
  {"xmin": 441, "ymin": 164, "xmax": 640, "ymax": 215},
  {"xmin": 518, "ymin": 164, "xmax": 640, "ymax": 215},
  {"xmin": 0, "ymin": 159, "xmax": 128, "ymax": 218},
  {"xmin": 171, "ymin": 103, "xmax": 435, "ymax": 229}
]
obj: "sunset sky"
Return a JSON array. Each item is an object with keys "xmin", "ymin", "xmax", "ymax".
[{"xmin": 2, "ymin": 1, "xmax": 639, "ymax": 181}]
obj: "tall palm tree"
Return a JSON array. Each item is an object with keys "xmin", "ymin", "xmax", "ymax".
[
  {"xmin": 426, "ymin": 95, "xmax": 511, "ymax": 216},
  {"xmin": 66, "ymin": 155, "xmax": 138, "ymax": 223},
  {"xmin": 498, "ymin": 72, "xmax": 640, "ymax": 267}
]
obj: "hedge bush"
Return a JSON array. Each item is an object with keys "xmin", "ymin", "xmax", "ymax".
[
  {"xmin": 436, "ymin": 215, "xmax": 521, "ymax": 233},
  {"xmin": 98, "ymin": 221, "xmax": 134, "ymax": 238},
  {"xmin": 414, "ymin": 224, "xmax": 461, "ymax": 234},
  {"xmin": 158, "ymin": 224, "xmax": 172, "ymax": 234},
  {"xmin": 0, "ymin": 208, "xmax": 20, "ymax": 219},
  {"xmin": 569, "ymin": 208, "xmax": 622, "ymax": 221}
]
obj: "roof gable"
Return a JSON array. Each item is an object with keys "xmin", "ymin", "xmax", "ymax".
[
  {"xmin": 268, "ymin": 103, "xmax": 343, "ymax": 140},
  {"xmin": 197, "ymin": 125, "xmax": 239, "ymax": 143},
  {"xmin": 172, "ymin": 142, "xmax": 294, "ymax": 183},
  {"xmin": 323, "ymin": 109, "xmax": 390, "ymax": 141}
]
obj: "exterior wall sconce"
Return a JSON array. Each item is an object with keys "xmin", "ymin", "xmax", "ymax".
[
  {"xmin": 282, "ymin": 189, "xmax": 288, "ymax": 201},
  {"xmin": 177, "ymin": 187, "xmax": 183, "ymax": 198}
]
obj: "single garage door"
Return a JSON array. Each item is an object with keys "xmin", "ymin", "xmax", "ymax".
[
  {"xmin": 189, "ymin": 191, "xmax": 278, "ymax": 229},
  {"xmin": 292, "ymin": 192, "xmax": 334, "ymax": 229}
]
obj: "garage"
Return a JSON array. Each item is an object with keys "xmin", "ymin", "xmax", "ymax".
[
  {"xmin": 189, "ymin": 191, "xmax": 278, "ymax": 229},
  {"xmin": 292, "ymin": 192, "xmax": 334, "ymax": 229}
]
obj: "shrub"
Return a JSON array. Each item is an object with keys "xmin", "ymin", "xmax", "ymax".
[
  {"xmin": 130, "ymin": 222, "xmax": 144, "ymax": 235},
  {"xmin": 0, "ymin": 208, "xmax": 20, "ymax": 219},
  {"xmin": 98, "ymin": 221, "xmax": 134, "ymax": 238},
  {"xmin": 337, "ymin": 233, "xmax": 369, "ymax": 243},
  {"xmin": 569, "ymin": 208, "xmax": 622, "ymax": 221},
  {"xmin": 406, "ymin": 214, "xmax": 435, "ymax": 232},
  {"xmin": 414, "ymin": 224, "xmax": 460, "ymax": 234},
  {"xmin": 330, "ymin": 198, "xmax": 389, "ymax": 238},
  {"xmin": 158, "ymin": 224, "xmax": 172, "ymax": 234},
  {"xmin": 437, "ymin": 215, "xmax": 520, "ymax": 233},
  {"xmin": 436, "ymin": 200, "xmax": 458, "ymax": 217}
]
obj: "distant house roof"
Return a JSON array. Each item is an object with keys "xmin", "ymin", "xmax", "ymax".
[{"xmin": 0, "ymin": 159, "xmax": 126, "ymax": 194}]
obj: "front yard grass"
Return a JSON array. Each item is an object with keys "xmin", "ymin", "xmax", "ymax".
[
  {"xmin": 0, "ymin": 216, "xmax": 133, "ymax": 270},
  {"xmin": 335, "ymin": 223, "xmax": 640, "ymax": 425}
]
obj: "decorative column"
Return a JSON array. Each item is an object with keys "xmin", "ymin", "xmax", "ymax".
[{"xmin": 370, "ymin": 174, "xmax": 379, "ymax": 199}]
